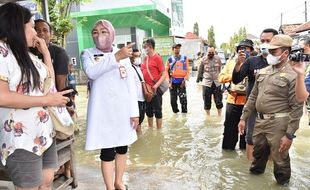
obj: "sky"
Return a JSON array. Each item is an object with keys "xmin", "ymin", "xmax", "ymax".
[{"xmin": 182, "ymin": 0, "xmax": 309, "ymax": 46}]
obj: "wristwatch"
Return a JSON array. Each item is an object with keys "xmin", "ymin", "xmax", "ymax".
[{"xmin": 285, "ymin": 133, "xmax": 296, "ymax": 140}]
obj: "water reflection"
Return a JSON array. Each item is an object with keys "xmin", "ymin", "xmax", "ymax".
[{"xmin": 74, "ymin": 78, "xmax": 310, "ymax": 190}]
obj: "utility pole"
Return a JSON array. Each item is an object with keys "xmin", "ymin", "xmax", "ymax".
[
  {"xmin": 280, "ymin": 12, "xmax": 283, "ymax": 26},
  {"xmin": 305, "ymin": 1, "xmax": 308, "ymax": 22}
]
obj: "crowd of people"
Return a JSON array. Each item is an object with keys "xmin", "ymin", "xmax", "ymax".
[{"xmin": 1, "ymin": 2, "xmax": 310, "ymax": 190}]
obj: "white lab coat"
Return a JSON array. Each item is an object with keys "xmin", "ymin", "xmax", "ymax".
[{"xmin": 81, "ymin": 47, "xmax": 139, "ymax": 150}]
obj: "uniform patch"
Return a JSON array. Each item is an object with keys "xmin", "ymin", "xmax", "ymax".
[
  {"xmin": 280, "ymin": 73, "xmax": 286, "ymax": 77},
  {"xmin": 0, "ymin": 46, "xmax": 8, "ymax": 57}
]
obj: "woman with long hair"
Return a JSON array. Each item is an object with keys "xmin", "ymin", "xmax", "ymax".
[{"xmin": 0, "ymin": 2, "xmax": 71, "ymax": 190}]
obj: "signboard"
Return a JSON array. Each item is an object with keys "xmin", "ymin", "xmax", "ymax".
[
  {"xmin": 18, "ymin": 1, "xmax": 42, "ymax": 19},
  {"xmin": 151, "ymin": 36, "xmax": 174, "ymax": 56}
]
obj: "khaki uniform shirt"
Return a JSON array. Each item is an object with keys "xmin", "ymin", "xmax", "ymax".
[
  {"xmin": 200, "ymin": 55, "xmax": 222, "ymax": 87},
  {"xmin": 240, "ymin": 61, "xmax": 303, "ymax": 134}
]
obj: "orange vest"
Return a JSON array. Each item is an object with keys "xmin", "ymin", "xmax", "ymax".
[{"xmin": 168, "ymin": 55, "xmax": 187, "ymax": 78}]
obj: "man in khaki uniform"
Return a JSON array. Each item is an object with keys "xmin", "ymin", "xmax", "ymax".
[
  {"xmin": 196, "ymin": 47, "xmax": 223, "ymax": 116},
  {"xmin": 238, "ymin": 34, "xmax": 303, "ymax": 185}
]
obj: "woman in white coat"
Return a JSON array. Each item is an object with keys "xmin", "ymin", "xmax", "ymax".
[{"xmin": 81, "ymin": 19, "xmax": 139, "ymax": 190}]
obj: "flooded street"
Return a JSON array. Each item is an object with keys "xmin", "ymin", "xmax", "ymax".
[{"xmin": 73, "ymin": 77, "xmax": 310, "ymax": 190}]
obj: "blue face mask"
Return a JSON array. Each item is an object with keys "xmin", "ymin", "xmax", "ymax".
[
  {"xmin": 245, "ymin": 51, "xmax": 251, "ymax": 58},
  {"xmin": 259, "ymin": 43, "xmax": 269, "ymax": 55},
  {"xmin": 239, "ymin": 47, "xmax": 251, "ymax": 58}
]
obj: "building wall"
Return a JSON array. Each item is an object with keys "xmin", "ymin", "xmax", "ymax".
[
  {"xmin": 80, "ymin": 0, "xmax": 170, "ymax": 17},
  {"xmin": 81, "ymin": 0, "xmax": 152, "ymax": 12},
  {"xmin": 66, "ymin": 0, "xmax": 177, "ymax": 83}
]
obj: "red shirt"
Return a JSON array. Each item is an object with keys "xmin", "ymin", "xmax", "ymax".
[{"xmin": 141, "ymin": 54, "xmax": 164, "ymax": 86}]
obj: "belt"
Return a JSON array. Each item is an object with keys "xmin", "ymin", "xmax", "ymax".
[{"xmin": 257, "ymin": 112, "xmax": 289, "ymax": 120}]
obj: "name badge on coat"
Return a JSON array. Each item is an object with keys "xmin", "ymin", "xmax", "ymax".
[
  {"xmin": 119, "ymin": 65, "xmax": 127, "ymax": 78},
  {"xmin": 94, "ymin": 54, "xmax": 104, "ymax": 64}
]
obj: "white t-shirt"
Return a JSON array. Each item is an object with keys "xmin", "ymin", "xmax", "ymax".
[
  {"xmin": 131, "ymin": 64, "xmax": 145, "ymax": 102},
  {"xmin": 0, "ymin": 42, "xmax": 54, "ymax": 166}
]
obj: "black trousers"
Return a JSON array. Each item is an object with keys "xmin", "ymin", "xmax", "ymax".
[
  {"xmin": 145, "ymin": 94, "xmax": 162, "ymax": 119},
  {"xmin": 138, "ymin": 101, "xmax": 146, "ymax": 125},
  {"xmin": 222, "ymin": 103, "xmax": 246, "ymax": 150},
  {"xmin": 202, "ymin": 82, "xmax": 223, "ymax": 110},
  {"xmin": 169, "ymin": 83, "xmax": 187, "ymax": 113}
]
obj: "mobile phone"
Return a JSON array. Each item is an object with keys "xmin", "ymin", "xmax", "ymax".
[{"xmin": 60, "ymin": 87, "xmax": 78, "ymax": 107}]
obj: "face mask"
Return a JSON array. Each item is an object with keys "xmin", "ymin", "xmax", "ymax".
[
  {"xmin": 267, "ymin": 54, "xmax": 283, "ymax": 65},
  {"xmin": 260, "ymin": 43, "xmax": 269, "ymax": 55},
  {"xmin": 142, "ymin": 48, "xmax": 148, "ymax": 55},
  {"xmin": 93, "ymin": 34, "xmax": 113, "ymax": 52},
  {"xmin": 133, "ymin": 58, "xmax": 142, "ymax": 66},
  {"xmin": 244, "ymin": 51, "xmax": 251, "ymax": 58},
  {"xmin": 267, "ymin": 51, "xmax": 287, "ymax": 65}
]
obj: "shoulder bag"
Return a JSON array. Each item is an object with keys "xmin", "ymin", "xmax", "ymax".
[
  {"xmin": 132, "ymin": 65, "xmax": 154, "ymax": 102},
  {"xmin": 43, "ymin": 70, "xmax": 75, "ymax": 140},
  {"xmin": 146, "ymin": 56, "xmax": 169, "ymax": 95}
]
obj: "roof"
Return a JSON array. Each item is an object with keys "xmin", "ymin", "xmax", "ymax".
[
  {"xmin": 279, "ymin": 23, "xmax": 302, "ymax": 35},
  {"xmin": 71, "ymin": 4, "xmax": 170, "ymax": 36},
  {"xmin": 185, "ymin": 32, "xmax": 199, "ymax": 39},
  {"xmin": 293, "ymin": 21, "xmax": 310, "ymax": 33},
  {"xmin": 246, "ymin": 33, "xmax": 259, "ymax": 41}
]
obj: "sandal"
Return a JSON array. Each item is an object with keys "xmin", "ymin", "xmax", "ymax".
[{"xmin": 115, "ymin": 184, "xmax": 128, "ymax": 190}]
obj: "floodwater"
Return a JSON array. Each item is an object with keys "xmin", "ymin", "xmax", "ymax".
[{"xmin": 73, "ymin": 77, "xmax": 310, "ymax": 190}]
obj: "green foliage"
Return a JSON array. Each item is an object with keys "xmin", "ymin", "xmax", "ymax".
[
  {"xmin": 35, "ymin": 0, "xmax": 90, "ymax": 47},
  {"xmin": 193, "ymin": 22, "xmax": 199, "ymax": 37},
  {"xmin": 207, "ymin": 26, "xmax": 216, "ymax": 48},
  {"xmin": 220, "ymin": 26, "xmax": 247, "ymax": 55}
]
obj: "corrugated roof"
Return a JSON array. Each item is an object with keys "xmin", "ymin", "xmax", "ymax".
[
  {"xmin": 185, "ymin": 32, "xmax": 199, "ymax": 39},
  {"xmin": 279, "ymin": 24, "xmax": 302, "ymax": 35},
  {"xmin": 293, "ymin": 21, "xmax": 310, "ymax": 33},
  {"xmin": 246, "ymin": 33, "xmax": 259, "ymax": 40}
]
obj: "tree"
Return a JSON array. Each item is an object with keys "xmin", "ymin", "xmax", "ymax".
[
  {"xmin": 35, "ymin": 0, "xmax": 90, "ymax": 47},
  {"xmin": 207, "ymin": 26, "xmax": 216, "ymax": 48},
  {"xmin": 193, "ymin": 22, "xmax": 199, "ymax": 37},
  {"xmin": 220, "ymin": 26, "xmax": 247, "ymax": 54}
]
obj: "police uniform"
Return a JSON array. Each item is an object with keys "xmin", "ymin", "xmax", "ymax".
[
  {"xmin": 240, "ymin": 34, "xmax": 303, "ymax": 185},
  {"xmin": 197, "ymin": 55, "xmax": 223, "ymax": 111}
]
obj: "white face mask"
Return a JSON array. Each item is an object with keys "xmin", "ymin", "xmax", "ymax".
[
  {"xmin": 141, "ymin": 48, "xmax": 149, "ymax": 56},
  {"xmin": 267, "ymin": 50, "xmax": 287, "ymax": 65},
  {"xmin": 267, "ymin": 54, "xmax": 280, "ymax": 65},
  {"xmin": 133, "ymin": 58, "xmax": 142, "ymax": 66}
]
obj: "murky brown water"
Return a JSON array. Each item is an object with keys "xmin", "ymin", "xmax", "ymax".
[{"xmin": 74, "ymin": 77, "xmax": 310, "ymax": 190}]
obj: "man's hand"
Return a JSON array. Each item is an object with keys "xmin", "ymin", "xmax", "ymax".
[
  {"xmin": 152, "ymin": 83, "xmax": 159, "ymax": 92},
  {"xmin": 33, "ymin": 36, "xmax": 49, "ymax": 56},
  {"xmin": 279, "ymin": 135, "xmax": 293, "ymax": 153},
  {"xmin": 115, "ymin": 43, "xmax": 135, "ymax": 62},
  {"xmin": 180, "ymin": 80, "xmax": 186, "ymax": 88},
  {"xmin": 290, "ymin": 61, "xmax": 306, "ymax": 76},
  {"xmin": 236, "ymin": 51, "xmax": 246, "ymax": 65},
  {"xmin": 238, "ymin": 119, "xmax": 246, "ymax": 135},
  {"xmin": 196, "ymin": 77, "xmax": 202, "ymax": 83},
  {"xmin": 130, "ymin": 117, "xmax": 139, "ymax": 129},
  {"xmin": 169, "ymin": 81, "xmax": 173, "ymax": 89}
]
